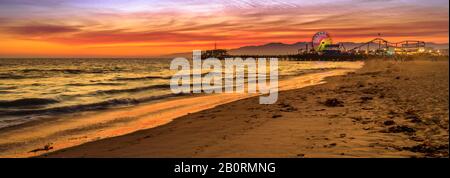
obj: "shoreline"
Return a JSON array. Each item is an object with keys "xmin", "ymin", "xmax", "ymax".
[
  {"xmin": 43, "ymin": 58, "xmax": 448, "ymax": 158},
  {"xmin": 0, "ymin": 62, "xmax": 364, "ymax": 158}
]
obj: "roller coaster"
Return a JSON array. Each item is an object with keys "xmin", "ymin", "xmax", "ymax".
[
  {"xmin": 309, "ymin": 32, "xmax": 426, "ymax": 55},
  {"xmin": 347, "ymin": 38, "xmax": 426, "ymax": 55}
]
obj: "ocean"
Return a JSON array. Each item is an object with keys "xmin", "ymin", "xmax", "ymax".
[{"xmin": 0, "ymin": 58, "xmax": 348, "ymax": 129}]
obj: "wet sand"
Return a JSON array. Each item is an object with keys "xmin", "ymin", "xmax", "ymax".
[
  {"xmin": 0, "ymin": 62, "xmax": 363, "ymax": 158},
  {"xmin": 43, "ymin": 58, "xmax": 448, "ymax": 158}
]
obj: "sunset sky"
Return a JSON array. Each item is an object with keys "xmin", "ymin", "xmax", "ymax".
[{"xmin": 0, "ymin": 0, "xmax": 448, "ymax": 57}]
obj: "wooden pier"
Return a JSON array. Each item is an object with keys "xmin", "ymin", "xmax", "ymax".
[{"xmin": 224, "ymin": 53, "xmax": 367, "ymax": 61}]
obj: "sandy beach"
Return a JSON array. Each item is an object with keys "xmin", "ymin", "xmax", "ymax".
[{"xmin": 42, "ymin": 58, "xmax": 449, "ymax": 158}]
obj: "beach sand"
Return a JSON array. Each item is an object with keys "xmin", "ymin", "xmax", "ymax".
[{"xmin": 42, "ymin": 58, "xmax": 449, "ymax": 158}]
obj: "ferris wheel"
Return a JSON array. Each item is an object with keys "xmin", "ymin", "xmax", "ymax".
[{"xmin": 312, "ymin": 32, "xmax": 333, "ymax": 52}]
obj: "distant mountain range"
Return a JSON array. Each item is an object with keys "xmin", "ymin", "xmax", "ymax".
[{"xmin": 161, "ymin": 42, "xmax": 449, "ymax": 58}]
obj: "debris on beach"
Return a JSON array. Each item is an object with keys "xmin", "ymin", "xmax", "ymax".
[
  {"xmin": 323, "ymin": 143, "xmax": 337, "ymax": 148},
  {"xmin": 272, "ymin": 114, "xmax": 283, "ymax": 119},
  {"xmin": 323, "ymin": 98, "xmax": 344, "ymax": 107},
  {"xmin": 383, "ymin": 120, "xmax": 396, "ymax": 126},
  {"xmin": 403, "ymin": 143, "xmax": 449, "ymax": 157},
  {"xmin": 404, "ymin": 110, "xmax": 422, "ymax": 123},
  {"xmin": 29, "ymin": 143, "xmax": 54, "ymax": 153},
  {"xmin": 278, "ymin": 102, "xmax": 297, "ymax": 112},
  {"xmin": 360, "ymin": 96, "xmax": 373, "ymax": 103},
  {"xmin": 385, "ymin": 125, "xmax": 416, "ymax": 134}
]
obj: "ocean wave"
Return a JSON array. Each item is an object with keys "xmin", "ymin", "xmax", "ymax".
[
  {"xmin": 20, "ymin": 68, "xmax": 123, "ymax": 74},
  {"xmin": 0, "ymin": 94, "xmax": 183, "ymax": 117},
  {"xmin": 0, "ymin": 73, "xmax": 47, "ymax": 80},
  {"xmin": 0, "ymin": 73, "xmax": 27, "ymax": 80},
  {"xmin": 112, "ymin": 76, "xmax": 169, "ymax": 81},
  {"xmin": 109, "ymin": 72, "xmax": 220, "ymax": 82},
  {"xmin": 0, "ymin": 98, "xmax": 59, "ymax": 108},
  {"xmin": 94, "ymin": 84, "xmax": 170, "ymax": 95},
  {"xmin": 0, "ymin": 86, "xmax": 17, "ymax": 90},
  {"xmin": 24, "ymin": 69, "xmax": 83, "ymax": 74},
  {"xmin": 66, "ymin": 82, "xmax": 125, "ymax": 87}
]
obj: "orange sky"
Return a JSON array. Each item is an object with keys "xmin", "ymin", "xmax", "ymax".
[{"xmin": 0, "ymin": 0, "xmax": 448, "ymax": 57}]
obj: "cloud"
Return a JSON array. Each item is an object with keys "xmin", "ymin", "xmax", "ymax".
[
  {"xmin": 1, "ymin": 24, "xmax": 82, "ymax": 36},
  {"xmin": 44, "ymin": 29, "xmax": 231, "ymax": 45},
  {"xmin": 0, "ymin": 0, "xmax": 448, "ymax": 56}
]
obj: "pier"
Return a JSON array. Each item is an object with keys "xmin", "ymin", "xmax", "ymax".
[{"xmin": 202, "ymin": 36, "xmax": 437, "ymax": 61}]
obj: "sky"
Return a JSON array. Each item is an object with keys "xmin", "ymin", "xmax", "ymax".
[{"xmin": 0, "ymin": 0, "xmax": 448, "ymax": 57}]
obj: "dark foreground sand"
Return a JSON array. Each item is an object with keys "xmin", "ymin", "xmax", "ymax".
[{"xmin": 45, "ymin": 58, "xmax": 449, "ymax": 158}]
